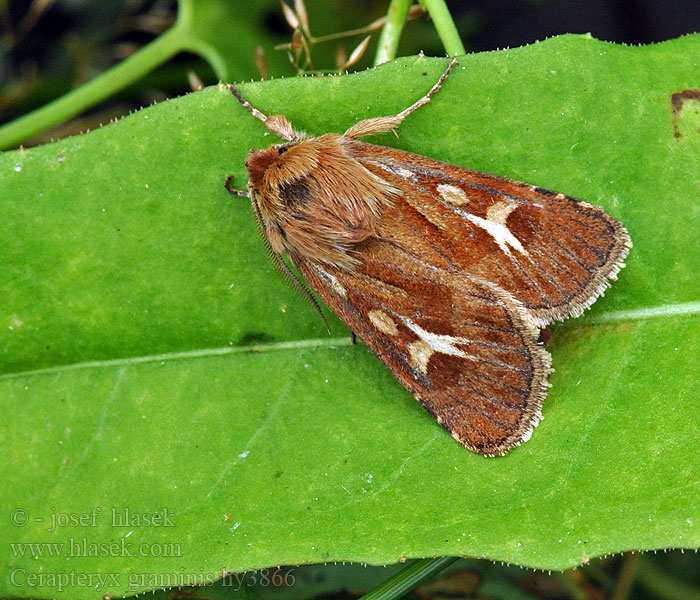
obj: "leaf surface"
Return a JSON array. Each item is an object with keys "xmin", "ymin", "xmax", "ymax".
[{"xmin": 1, "ymin": 34, "xmax": 699, "ymax": 600}]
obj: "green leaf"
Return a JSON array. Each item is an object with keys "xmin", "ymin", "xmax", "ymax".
[{"xmin": 1, "ymin": 34, "xmax": 699, "ymax": 600}]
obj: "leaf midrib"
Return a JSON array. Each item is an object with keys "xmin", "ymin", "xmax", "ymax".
[{"xmin": 2, "ymin": 301, "xmax": 697, "ymax": 381}]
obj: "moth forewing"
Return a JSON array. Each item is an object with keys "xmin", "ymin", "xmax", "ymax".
[
  {"xmin": 345, "ymin": 142, "xmax": 632, "ymax": 327},
  {"xmin": 225, "ymin": 59, "xmax": 631, "ymax": 456}
]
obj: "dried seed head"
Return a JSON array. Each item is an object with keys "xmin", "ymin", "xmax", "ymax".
[
  {"xmin": 281, "ymin": 2, "xmax": 299, "ymax": 30},
  {"xmin": 342, "ymin": 35, "xmax": 370, "ymax": 70},
  {"xmin": 254, "ymin": 45, "xmax": 268, "ymax": 79},
  {"xmin": 294, "ymin": 0, "xmax": 310, "ymax": 38}
]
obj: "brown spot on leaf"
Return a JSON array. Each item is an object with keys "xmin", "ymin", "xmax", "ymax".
[{"xmin": 670, "ymin": 89, "xmax": 700, "ymax": 138}]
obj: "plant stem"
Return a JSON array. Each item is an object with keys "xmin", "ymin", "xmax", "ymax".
[
  {"xmin": 420, "ymin": 0, "xmax": 465, "ymax": 56},
  {"xmin": 581, "ymin": 562, "xmax": 615, "ymax": 589},
  {"xmin": 0, "ymin": 21, "xmax": 186, "ymax": 150},
  {"xmin": 358, "ymin": 557, "xmax": 458, "ymax": 600},
  {"xmin": 551, "ymin": 571, "xmax": 590, "ymax": 600},
  {"xmin": 611, "ymin": 552, "xmax": 641, "ymax": 600},
  {"xmin": 636, "ymin": 555, "xmax": 700, "ymax": 600},
  {"xmin": 374, "ymin": 0, "xmax": 413, "ymax": 66}
]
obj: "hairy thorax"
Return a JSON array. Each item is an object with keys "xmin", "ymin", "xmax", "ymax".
[{"xmin": 245, "ymin": 134, "xmax": 398, "ymax": 268}]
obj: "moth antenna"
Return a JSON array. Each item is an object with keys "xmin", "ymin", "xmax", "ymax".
[
  {"xmin": 395, "ymin": 57, "xmax": 458, "ymax": 121},
  {"xmin": 250, "ymin": 193, "xmax": 331, "ymax": 334},
  {"xmin": 343, "ymin": 58, "xmax": 458, "ymax": 139},
  {"xmin": 224, "ymin": 176, "xmax": 328, "ymax": 330},
  {"xmin": 226, "ymin": 84, "xmax": 269, "ymax": 124},
  {"xmin": 226, "ymin": 84, "xmax": 297, "ymax": 141}
]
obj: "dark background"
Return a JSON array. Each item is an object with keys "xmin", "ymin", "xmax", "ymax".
[
  {"xmin": 450, "ymin": 0, "xmax": 700, "ymax": 50},
  {"xmin": 2, "ymin": 0, "xmax": 699, "ymax": 136}
]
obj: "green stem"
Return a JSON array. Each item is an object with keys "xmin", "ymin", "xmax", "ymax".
[
  {"xmin": 550, "ymin": 571, "xmax": 590, "ymax": 600},
  {"xmin": 359, "ymin": 557, "xmax": 458, "ymax": 600},
  {"xmin": 374, "ymin": 0, "xmax": 413, "ymax": 66},
  {"xmin": 636, "ymin": 555, "xmax": 700, "ymax": 600},
  {"xmin": 581, "ymin": 562, "xmax": 615, "ymax": 589},
  {"xmin": 0, "ymin": 22, "xmax": 187, "ymax": 150},
  {"xmin": 420, "ymin": 0, "xmax": 465, "ymax": 56},
  {"xmin": 610, "ymin": 553, "xmax": 642, "ymax": 600}
]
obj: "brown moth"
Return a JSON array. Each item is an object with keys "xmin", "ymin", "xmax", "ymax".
[{"xmin": 224, "ymin": 59, "xmax": 631, "ymax": 456}]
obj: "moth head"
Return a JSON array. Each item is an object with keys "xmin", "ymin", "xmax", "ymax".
[{"xmin": 245, "ymin": 138, "xmax": 320, "ymax": 214}]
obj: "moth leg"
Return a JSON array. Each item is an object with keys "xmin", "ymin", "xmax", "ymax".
[
  {"xmin": 343, "ymin": 58, "xmax": 458, "ymax": 139},
  {"xmin": 350, "ymin": 331, "xmax": 357, "ymax": 345},
  {"xmin": 224, "ymin": 175, "xmax": 249, "ymax": 197}
]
